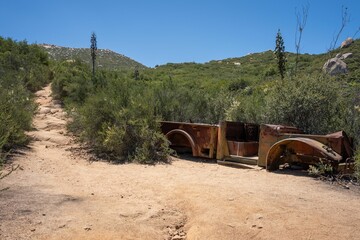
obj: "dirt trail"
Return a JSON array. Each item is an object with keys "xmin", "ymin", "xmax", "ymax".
[{"xmin": 1, "ymin": 85, "xmax": 360, "ymax": 240}]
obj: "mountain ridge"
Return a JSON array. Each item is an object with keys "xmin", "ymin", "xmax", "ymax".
[
  {"xmin": 38, "ymin": 38, "xmax": 359, "ymax": 81},
  {"xmin": 38, "ymin": 44, "xmax": 147, "ymax": 70}
]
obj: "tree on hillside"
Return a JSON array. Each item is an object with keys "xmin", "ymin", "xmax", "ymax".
[
  {"xmin": 274, "ymin": 29, "xmax": 286, "ymax": 79},
  {"xmin": 90, "ymin": 32, "xmax": 97, "ymax": 79},
  {"xmin": 133, "ymin": 68, "xmax": 140, "ymax": 80}
]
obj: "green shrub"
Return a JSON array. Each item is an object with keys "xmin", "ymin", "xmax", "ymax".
[
  {"xmin": 265, "ymin": 75, "xmax": 345, "ymax": 134},
  {"xmin": 225, "ymin": 86, "xmax": 266, "ymax": 123},
  {"xmin": 354, "ymin": 148, "xmax": 360, "ymax": 180},
  {"xmin": 0, "ymin": 37, "xmax": 49, "ymax": 159},
  {"xmin": 152, "ymin": 79, "xmax": 228, "ymax": 124},
  {"xmin": 308, "ymin": 161, "xmax": 334, "ymax": 177},
  {"xmin": 51, "ymin": 60, "xmax": 92, "ymax": 105},
  {"xmin": 69, "ymin": 77, "xmax": 172, "ymax": 163},
  {"xmin": 263, "ymin": 67, "xmax": 277, "ymax": 78},
  {"xmin": 0, "ymin": 81, "xmax": 35, "ymax": 150},
  {"xmin": 339, "ymin": 83, "xmax": 360, "ymax": 145},
  {"xmin": 102, "ymin": 118, "xmax": 171, "ymax": 163},
  {"xmin": 0, "ymin": 37, "xmax": 51, "ymax": 92},
  {"xmin": 228, "ymin": 79, "xmax": 249, "ymax": 91}
]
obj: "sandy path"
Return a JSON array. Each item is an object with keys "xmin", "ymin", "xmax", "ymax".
[{"xmin": 1, "ymin": 85, "xmax": 360, "ymax": 240}]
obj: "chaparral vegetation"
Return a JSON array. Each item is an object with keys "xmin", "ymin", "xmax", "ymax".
[{"xmin": 1, "ymin": 34, "xmax": 360, "ymax": 177}]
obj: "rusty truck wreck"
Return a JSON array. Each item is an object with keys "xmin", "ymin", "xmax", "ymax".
[{"xmin": 160, "ymin": 121, "xmax": 354, "ymax": 172}]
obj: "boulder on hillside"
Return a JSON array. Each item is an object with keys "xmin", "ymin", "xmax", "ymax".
[
  {"xmin": 323, "ymin": 55, "xmax": 348, "ymax": 76},
  {"xmin": 341, "ymin": 37, "xmax": 354, "ymax": 48},
  {"xmin": 340, "ymin": 52, "xmax": 353, "ymax": 60},
  {"xmin": 335, "ymin": 52, "xmax": 353, "ymax": 60}
]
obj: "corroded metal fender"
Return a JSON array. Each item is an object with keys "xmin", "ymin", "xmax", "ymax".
[
  {"xmin": 266, "ymin": 137, "xmax": 342, "ymax": 171},
  {"xmin": 165, "ymin": 129, "xmax": 196, "ymax": 156},
  {"xmin": 161, "ymin": 121, "xmax": 218, "ymax": 158}
]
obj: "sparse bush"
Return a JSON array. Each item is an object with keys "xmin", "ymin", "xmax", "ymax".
[
  {"xmin": 340, "ymin": 84, "xmax": 360, "ymax": 145},
  {"xmin": 0, "ymin": 83, "xmax": 35, "ymax": 149},
  {"xmin": 265, "ymin": 75, "xmax": 345, "ymax": 134},
  {"xmin": 51, "ymin": 60, "xmax": 92, "ymax": 105},
  {"xmin": 263, "ymin": 67, "xmax": 277, "ymax": 78},
  {"xmin": 68, "ymin": 77, "xmax": 172, "ymax": 163},
  {"xmin": 225, "ymin": 87, "xmax": 266, "ymax": 123},
  {"xmin": 0, "ymin": 36, "xmax": 49, "ymax": 161},
  {"xmin": 102, "ymin": 120, "xmax": 172, "ymax": 163},
  {"xmin": 354, "ymin": 148, "xmax": 360, "ymax": 180},
  {"xmin": 228, "ymin": 79, "xmax": 248, "ymax": 91},
  {"xmin": 308, "ymin": 160, "xmax": 334, "ymax": 177},
  {"xmin": 0, "ymin": 37, "xmax": 51, "ymax": 92},
  {"xmin": 153, "ymin": 79, "xmax": 228, "ymax": 124}
]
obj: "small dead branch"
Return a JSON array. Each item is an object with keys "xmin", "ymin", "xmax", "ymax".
[
  {"xmin": 0, "ymin": 186, "xmax": 10, "ymax": 192},
  {"xmin": 294, "ymin": 3, "xmax": 309, "ymax": 74},
  {"xmin": 352, "ymin": 26, "xmax": 360, "ymax": 39},
  {"xmin": 329, "ymin": 6, "xmax": 350, "ymax": 51},
  {"xmin": 0, "ymin": 164, "xmax": 20, "ymax": 191},
  {"xmin": 0, "ymin": 164, "xmax": 20, "ymax": 180}
]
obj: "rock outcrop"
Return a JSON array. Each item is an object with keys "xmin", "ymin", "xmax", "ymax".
[
  {"xmin": 341, "ymin": 37, "xmax": 354, "ymax": 48},
  {"xmin": 323, "ymin": 54, "xmax": 349, "ymax": 76},
  {"xmin": 340, "ymin": 52, "xmax": 353, "ymax": 60}
]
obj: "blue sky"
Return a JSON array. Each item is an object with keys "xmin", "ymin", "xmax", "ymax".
[{"xmin": 1, "ymin": 0, "xmax": 359, "ymax": 67}]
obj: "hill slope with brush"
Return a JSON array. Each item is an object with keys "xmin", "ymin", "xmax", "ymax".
[{"xmin": 39, "ymin": 44, "xmax": 146, "ymax": 70}]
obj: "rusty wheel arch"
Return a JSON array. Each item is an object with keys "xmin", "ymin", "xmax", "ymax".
[
  {"xmin": 165, "ymin": 129, "xmax": 197, "ymax": 156},
  {"xmin": 266, "ymin": 138, "xmax": 342, "ymax": 171}
]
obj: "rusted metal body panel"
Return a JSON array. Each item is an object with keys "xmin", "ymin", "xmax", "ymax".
[
  {"xmin": 161, "ymin": 121, "xmax": 353, "ymax": 171},
  {"xmin": 160, "ymin": 121, "xmax": 218, "ymax": 158},
  {"xmin": 161, "ymin": 121, "xmax": 260, "ymax": 160},
  {"xmin": 219, "ymin": 121, "xmax": 260, "ymax": 158},
  {"xmin": 266, "ymin": 138, "xmax": 342, "ymax": 171},
  {"xmin": 227, "ymin": 141, "xmax": 259, "ymax": 157},
  {"xmin": 225, "ymin": 122, "xmax": 259, "ymax": 142},
  {"xmin": 258, "ymin": 125, "xmax": 303, "ymax": 167},
  {"xmin": 258, "ymin": 124, "xmax": 353, "ymax": 170}
]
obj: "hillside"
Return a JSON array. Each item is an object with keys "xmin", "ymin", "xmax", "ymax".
[
  {"xmin": 39, "ymin": 39, "xmax": 359, "ymax": 82},
  {"xmin": 39, "ymin": 44, "xmax": 146, "ymax": 70},
  {"xmin": 144, "ymin": 38, "xmax": 360, "ymax": 89}
]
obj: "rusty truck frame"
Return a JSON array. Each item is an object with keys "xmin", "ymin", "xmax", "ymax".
[{"xmin": 160, "ymin": 121, "xmax": 354, "ymax": 172}]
